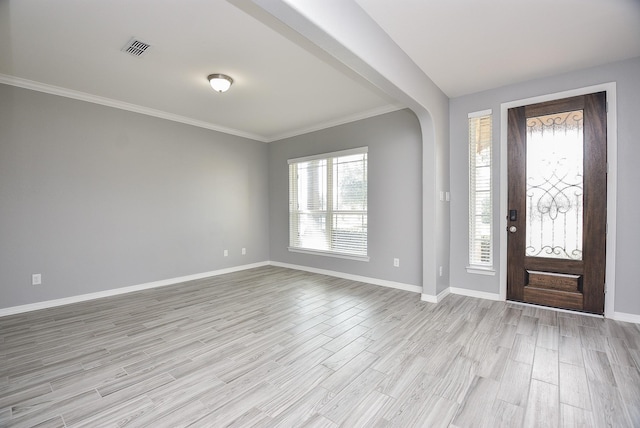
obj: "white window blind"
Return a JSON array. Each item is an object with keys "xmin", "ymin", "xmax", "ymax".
[
  {"xmin": 468, "ymin": 110, "xmax": 493, "ymax": 268},
  {"xmin": 288, "ymin": 147, "xmax": 368, "ymax": 260}
]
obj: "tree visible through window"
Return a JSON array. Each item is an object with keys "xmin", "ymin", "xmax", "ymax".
[{"xmin": 288, "ymin": 147, "xmax": 368, "ymax": 259}]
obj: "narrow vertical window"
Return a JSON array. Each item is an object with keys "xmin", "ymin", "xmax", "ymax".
[
  {"xmin": 288, "ymin": 147, "xmax": 368, "ymax": 260},
  {"xmin": 468, "ymin": 110, "xmax": 493, "ymax": 270}
]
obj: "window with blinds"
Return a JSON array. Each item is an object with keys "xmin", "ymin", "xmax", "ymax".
[
  {"xmin": 288, "ymin": 147, "xmax": 368, "ymax": 260},
  {"xmin": 468, "ymin": 110, "xmax": 493, "ymax": 268}
]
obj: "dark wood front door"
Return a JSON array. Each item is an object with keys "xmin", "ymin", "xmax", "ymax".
[{"xmin": 507, "ymin": 92, "xmax": 607, "ymax": 314}]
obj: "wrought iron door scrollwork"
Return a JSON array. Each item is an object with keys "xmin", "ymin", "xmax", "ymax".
[{"xmin": 525, "ymin": 111, "xmax": 584, "ymax": 260}]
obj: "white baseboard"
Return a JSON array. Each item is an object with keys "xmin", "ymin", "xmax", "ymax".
[
  {"xmin": 421, "ymin": 287, "xmax": 450, "ymax": 303},
  {"xmin": 6, "ymin": 261, "xmax": 635, "ymax": 324},
  {"xmin": 0, "ymin": 262, "xmax": 269, "ymax": 317},
  {"xmin": 269, "ymin": 261, "xmax": 422, "ymax": 294},
  {"xmin": 449, "ymin": 287, "xmax": 501, "ymax": 301},
  {"xmin": 0, "ymin": 261, "xmax": 420, "ymax": 318},
  {"xmin": 423, "ymin": 287, "xmax": 500, "ymax": 303},
  {"xmin": 611, "ymin": 311, "xmax": 640, "ymax": 324}
]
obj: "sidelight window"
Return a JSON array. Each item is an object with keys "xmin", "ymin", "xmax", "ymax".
[{"xmin": 468, "ymin": 110, "xmax": 493, "ymax": 269}]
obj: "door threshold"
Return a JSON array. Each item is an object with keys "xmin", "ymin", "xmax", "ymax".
[{"xmin": 507, "ymin": 300, "xmax": 604, "ymax": 319}]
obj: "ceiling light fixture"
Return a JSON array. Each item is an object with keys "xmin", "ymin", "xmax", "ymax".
[{"xmin": 208, "ymin": 74, "xmax": 233, "ymax": 93}]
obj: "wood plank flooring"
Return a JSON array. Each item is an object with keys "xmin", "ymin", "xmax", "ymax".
[{"xmin": 1, "ymin": 266, "xmax": 639, "ymax": 427}]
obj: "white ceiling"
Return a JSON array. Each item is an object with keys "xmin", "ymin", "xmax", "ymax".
[
  {"xmin": 355, "ymin": 0, "xmax": 640, "ymax": 98},
  {"xmin": 1, "ymin": 0, "xmax": 639, "ymax": 142}
]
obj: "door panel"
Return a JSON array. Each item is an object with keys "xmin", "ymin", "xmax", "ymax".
[{"xmin": 507, "ymin": 92, "xmax": 607, "ymax": 314}]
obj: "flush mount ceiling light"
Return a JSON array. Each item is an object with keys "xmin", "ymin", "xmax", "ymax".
[{"xmin": 207, "ymin": 74, "xmax": 233, "ymax": 93}]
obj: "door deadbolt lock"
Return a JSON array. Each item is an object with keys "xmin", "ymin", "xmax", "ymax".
[{"xmin": 508, "ymin": 226, "xmax": 517, "ymax": 233}]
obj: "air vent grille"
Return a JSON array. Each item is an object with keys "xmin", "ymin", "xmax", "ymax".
[{"xmin": 121, "ymin": 38, "xmax": 151, "ymax": 57}]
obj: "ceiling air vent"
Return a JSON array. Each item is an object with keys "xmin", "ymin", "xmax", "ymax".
[{"xmin": 121, "ymin": 38, "xmax": 151, "ymax": 57}]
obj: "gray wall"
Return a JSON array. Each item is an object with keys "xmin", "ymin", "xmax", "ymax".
[
  {"xmin": 268, "ymin": 109, "xmax": 423, "ymax": 287},
  {"xmin": 449, "ymin": 56, "xmax": 640, "ymax": 316},
  {"xmin": 5, "ymin": 57, "xmax": 637, "ymax": 316},
  {"xmin": 0, "ymin": 84, "xmax": 270, "ymax": 309},
  {"xmin": 434, "ymin": 111, "xmax": 451, "ymax": 295}
]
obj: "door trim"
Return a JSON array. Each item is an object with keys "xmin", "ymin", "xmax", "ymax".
[{"xmin": 499, "ymin": 82, "xmax": 617, "ymax": 318}]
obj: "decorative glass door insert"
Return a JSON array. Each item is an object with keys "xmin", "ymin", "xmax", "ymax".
[{"xmin": 525, "ymin": 110, "xmax": 584, "ymax": 260}]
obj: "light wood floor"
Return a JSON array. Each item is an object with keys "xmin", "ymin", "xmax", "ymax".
[{"xmin": 1, "ymin": 266, "xmax": 639, "ymax": 427}]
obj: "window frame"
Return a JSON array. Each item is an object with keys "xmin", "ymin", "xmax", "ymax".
[
  {"xmin": 467, "ymin": 110, "xmax": 495, "ymax": 274},
  {"xmin": 288, "ymin": 147, "xmax": 369, "ymax": 262}
]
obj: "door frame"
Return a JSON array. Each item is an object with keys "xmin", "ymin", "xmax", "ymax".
[{"xmin": 499, "ymin": 82, "xmax": 617, "ymax": 318}]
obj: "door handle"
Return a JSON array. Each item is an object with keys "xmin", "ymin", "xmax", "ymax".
[{"xmin": 508, "ymin": 226, "xmax": 517, "ymax": 233}]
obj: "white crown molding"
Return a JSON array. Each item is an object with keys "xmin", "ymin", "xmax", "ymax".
[
  {"xmin": 263, "ymin": 104, "xmax": 405, "ymax": 142},
  {"xmin": 0, "ymin": 73, "xmax": 403, "ymax": 144},
  {"xmin": 0, "ymin": 74, "xmax": 268, "ymax": 142}
]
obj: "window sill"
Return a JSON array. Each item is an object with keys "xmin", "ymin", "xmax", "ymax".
[
  {"xmin": 466, "ymin": 266, "xmax": 496, "ymax": 276},
  {"xmin": 288, "ymin": 247, "xmax": 370, "ymax": 262}
]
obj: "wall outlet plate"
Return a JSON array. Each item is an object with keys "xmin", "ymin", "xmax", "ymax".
[{"xmin": 32, "ymin": 274, "xmax": 42, "ymax": 285}]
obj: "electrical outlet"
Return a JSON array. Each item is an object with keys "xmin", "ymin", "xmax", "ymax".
[
  {"xmin": 32, "ymin": 274, "xmax": 42, "ymax": 285},
  {"xmin": 242, "ymin": 248, "xmax": 246, "ymax": 255},
  {"xmin": 439, "ymin": 266, "xmax": 443, "ymax": 277},
  {"xmin": 223, "ymin": 249, "xmax": 228, "ymax": 257},
  {"xmin": 393, "ymin": 258, "xmax": 400, "ymax": 267}
]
